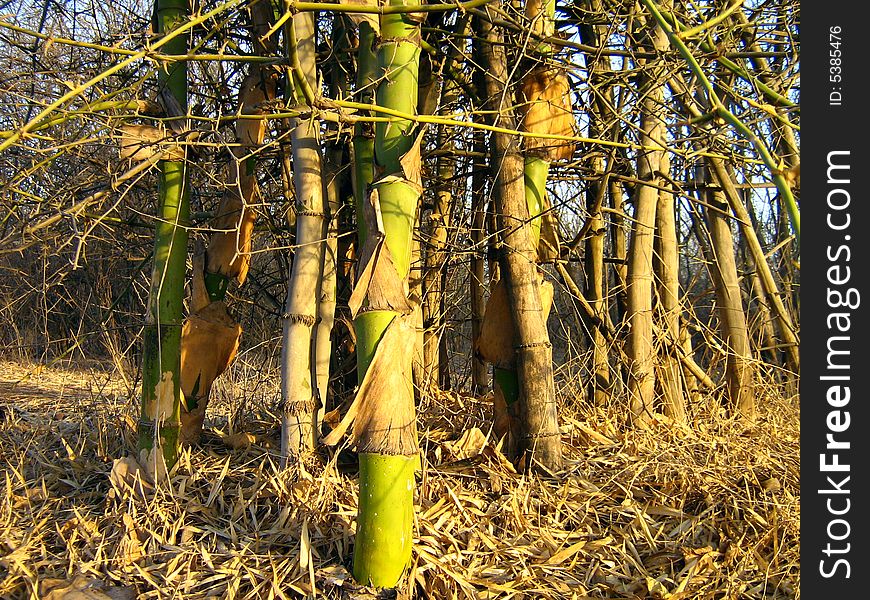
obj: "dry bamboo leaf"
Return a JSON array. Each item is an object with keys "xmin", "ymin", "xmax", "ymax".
[
  {"xmin": 118, "ymin": 512, "xmax": 145, "ymax": 565},
  {"xmin": 139, "ymin": 447, "xmax": 170, "ymax": 486},
  {"xmin": 323, "ymin": 315, "xmax": 418, "ymax": 455},
  {"xmin": 235, "ymin": 70, "xmax": 278, "ymax": 149},
  {"xmin": 398, "ymin": 128, "xmax": 426, "ymax": 190},
  {"xmin": 300, "ymin": 520, "xmax": 311, "ymax": 570},
  {"xmin": 482, "ymin": 442, "xmax": 518, "ymax": 475},
  {"xmin": 190, "ymin": 247, "xmax": 211, "ymax": 314},
  {"xmin": 645, "ymin": 576, "xmax": 670, "ymax": 598},
  {"xmin": 118, "ymin": 532, "xmax": 145, "ymax": 566},
  {"xmin": 109, "ymin": 456, "xmax": 152, "ymax": 496},
  {"xmin": 348, "ymin": 234, "xmax": 410, "ymax": 317},
  {"xmin": 207, "ymin": 189, "xmax": 258, "ymax": 285},
  {"xmin": 345, "ymin": 0, "xmax": 379, "ymax": 33},
  {"xmin": 222, "ymin": 432, "xmax": 256, "ymax": 450},
  {"xmin": 475, "ymin": 276, "xmax": 555, "ymax": 368},
  {"xmin": 317, "ymin": 565, "xmax": 351, "ymax": 587},
  {"xmin": 41, "ymin": 576, "xmax": 136, "ymax": 600},
  {"xmin": 11, "ymin": 486, "xmax": 45, "ymax": 509},
  {"xmin": 118, "ymin": 124, "xmax": 184, "ymax": 162},
  {"xmin": 61, "ymin": 514, "xmax": 99, "ymax": 539},
  {"xmin": 446, "ymin": 427, "xmax": 488, "ymax": 461},
  {"xmin": 545, "ymin": 540, "xmax": 587, "ymax": 565},
  {"xmin": 761, "ymin": 477, "xmax": 781, "ymax": 491},
  {"xmin": 516, "ymin": 67, "xmax": 575, "ymax": 162},
  {"xmin": 215, "ymin": 170, "xmax": 255, "ymax": 225},
  {"xmin": 0, "ymin": 355, "xmax": 800, "ymax": 600},
  {"xmin": 347, "ymin": 187, "xmax": 413, "ymax": 317},
  {"xmin": 180, "ymin": 301, "xmax": 242, "ymax": 398},
  {"xmin": 571, "ymin": 419, "xmax": 616, "ymax": 446},
  {"xmin": 179, "ymin": 301, "xmax": 242, "ymax": 443},
  {"xmin": 202, "ymin": 63, "xmax": 274, "ymax": 288}
]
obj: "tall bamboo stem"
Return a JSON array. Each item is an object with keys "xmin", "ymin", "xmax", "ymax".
[
  {"xmin": 579, "ymin": 0, "xmax": 615, "ymax": 405},
  {"xmin": 626, "ymin": 4, "xmax": 670, "ymax": 425},
  {"xmin": 477, "ymin": 6, "xmax": 562, "ymax": 471},
  {"xmin": 705, "ymin": 175, "xmax": 755, "ymax": 417},
  {"xmin": 666, "ymin": 73, "xmax": 799, "ymax": 372},
  {"xmin": 281, "ymin": 10, "xmax": 326, "ymax": 458},
  {"xmin": 138, "ymin": 0, "xmax": 190, "ymax": 471},
  {"xmin": 351, "ymin": 5, "xmax": 422, "ymax": 587},
  {"xmin": 653, "ymin": 152, "xmax": 686, "ymax": 422},
  {"xmin": 469, "ymin": 129, "xmax": 490, "ymax": 395}
]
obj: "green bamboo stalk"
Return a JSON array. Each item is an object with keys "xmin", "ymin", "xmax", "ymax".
[
  {"xmin": 351, "ymin": 4, "xmax": 422, "ymax": 588},
  {"xmin": 138, "ymin": 0, "xmax": 190, "ymax": 470},
  {"xmin": 355, "ymin": 452, "xmax": 416, "ymax": 581},
  {"xmin": 351, "ymin": 13, "xmax": 395, "ymax": 585},
  {"xmin": 522, "ymin": 156, "xmax": 548, "ymax": 247},
  {"xmin": 352, "ymin": 20, "xmax": 378, "ymax": 244}
]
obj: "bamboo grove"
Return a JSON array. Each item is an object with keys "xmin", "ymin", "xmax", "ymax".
[{"xmin": 0, "ymin": 0, "xmax": 799, "ymax": 591}]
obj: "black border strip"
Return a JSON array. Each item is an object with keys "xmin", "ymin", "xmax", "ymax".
[{"xmin": 801, "ymin": 3, "xmax": 870, "ymax": 595}]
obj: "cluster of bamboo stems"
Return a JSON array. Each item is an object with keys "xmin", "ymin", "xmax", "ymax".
[{"xmin": 0, "ymin": 0, "xmax": 798, "ymax": 592}]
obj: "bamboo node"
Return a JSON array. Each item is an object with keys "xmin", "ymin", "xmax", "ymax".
[
  {"xmin": 379, "ymin": 32, "xmax": 423, "ymax": 46},
  {"xmin": 357, "ymin": 438, "xmax": 419, "ymax": 456},
  {"xmin": 282, "ymin": 398, "xmax": 319, "ymax": 416},
  {"xmin": 373, "ymin": 173, "xmax": 424, "ymax": 196},
  {"xmin": 136, "ymin": 418, "xmax": 161, "ymax": 435},
  {"xmin": 519, "ymin": 431, "xmax": 561, "ymax": 440},
  {"xmin": 282, "ymin": 313, "xmax": 316, "ymax": 327},
  {"xmin": 514, "ymin": 341, "xmax": 552, "ymax": 350}
]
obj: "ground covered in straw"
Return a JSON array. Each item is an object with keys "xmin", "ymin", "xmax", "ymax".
[{"xmin": 0, "ymin": 359, "xmax": 799, "ymax": 599}]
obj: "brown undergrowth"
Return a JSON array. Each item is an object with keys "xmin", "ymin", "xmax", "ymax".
[{"xmin": 0, "ymin": 359, "xmax": 799, "ymax": 599}]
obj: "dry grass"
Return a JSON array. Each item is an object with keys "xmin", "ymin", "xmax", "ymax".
[{"xmin": 0, "ymin": 359, "xmax": 799, "ymax": 599}]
